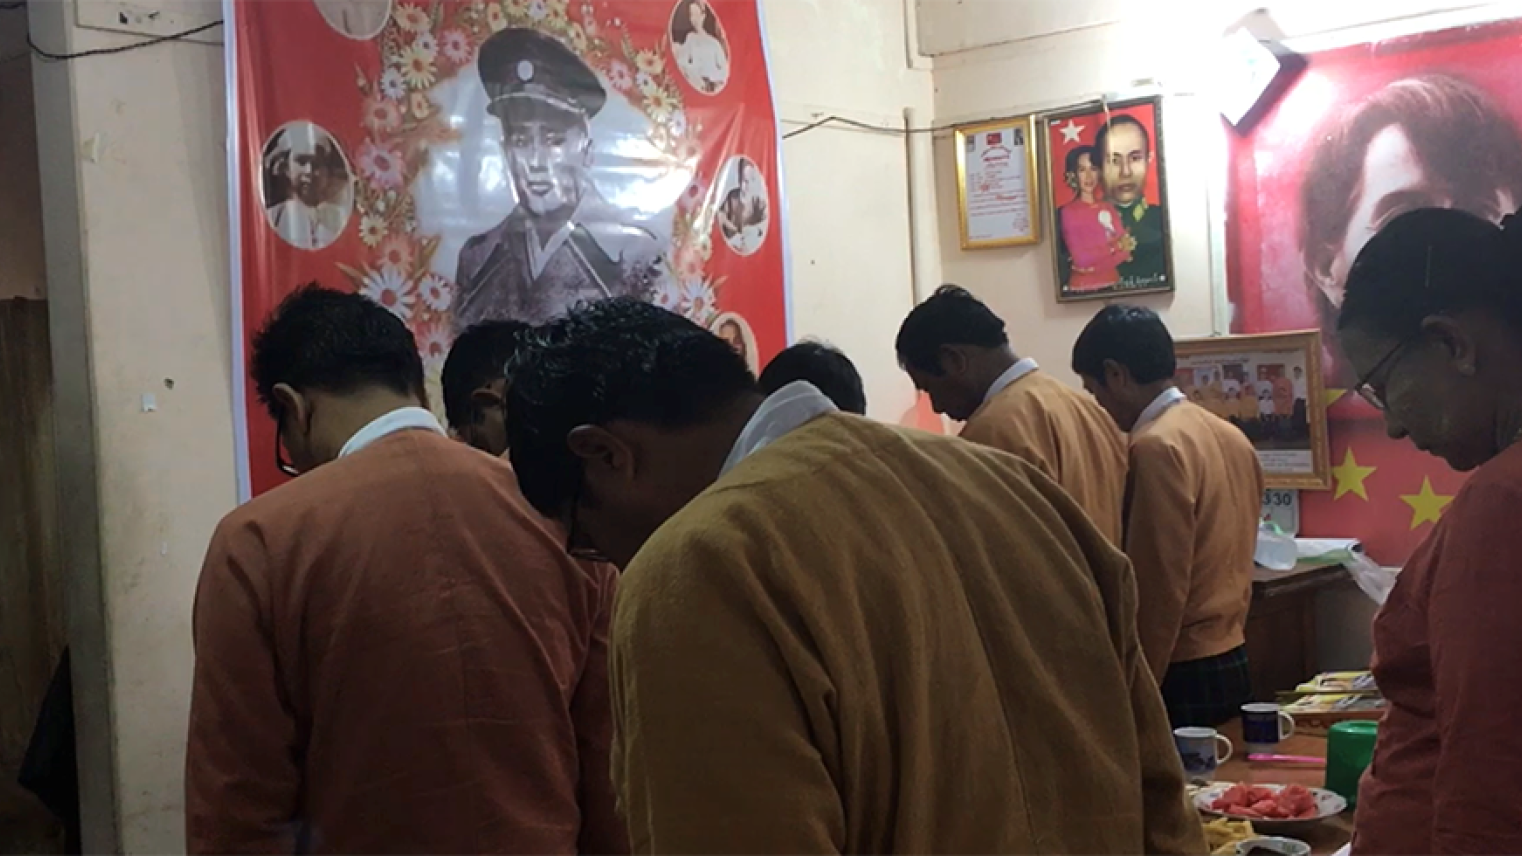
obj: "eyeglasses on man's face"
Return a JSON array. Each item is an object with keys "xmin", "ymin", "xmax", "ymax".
[
  {"xmin": 1352, "ymin": 336, "xmax": 1418, "ymax": 412},
  {"xmin": 564, "ymin": 471, "xmax": 610, "ymax": 564},
  {"xmin": 275, "ymin": 408, "xmax": 301, "ymax": 478}
]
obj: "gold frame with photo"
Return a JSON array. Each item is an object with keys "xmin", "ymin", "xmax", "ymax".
[
  {"xmin": 953, "ymin": 116, "xmax": 1041, "ymax": 250},
  {"xmin": 1040, "ymin": 95, "xmax": 1174, "ymax": 303},
  {"xmin": 1173, "ymin": 331, "xmax": 1331, "ymax": 490}
]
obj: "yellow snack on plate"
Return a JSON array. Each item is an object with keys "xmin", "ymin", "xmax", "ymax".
[{"xmin": 1203, "ymin": 816, "xmax": 1257, "ymax": 854}]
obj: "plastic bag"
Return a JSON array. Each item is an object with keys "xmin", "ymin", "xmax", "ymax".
[
  {"xmin": 1255, "ymin": 522, "xmax": 1298, "ymax": 571},
  {"xmin": 1344, "ymin": 549, "xmax": 1397, "ymax": 606}
]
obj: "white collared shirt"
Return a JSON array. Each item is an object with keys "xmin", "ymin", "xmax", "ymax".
[
  {"xmin": 719, "ymin": 381, "xmax": 838, "ymax": 476},
  {"xmin": 984, "ymin": 357, "xmax": 1039, "ymax": 404},
  {"xmin": 338, "ymin": 406, "xmax": 446, "ymax": 458},
  {"xmin": 525, "ymin": 198, "xmax": 588, "ymax": 280},
  {"xmin": 1132, "ymin": 387, "xmax": 1187, "ymax": 434}
]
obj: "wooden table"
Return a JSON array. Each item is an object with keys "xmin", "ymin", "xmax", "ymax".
[{"xmin": 1210, "ymin": 720, "xmax": 1353, "ymax": 855}]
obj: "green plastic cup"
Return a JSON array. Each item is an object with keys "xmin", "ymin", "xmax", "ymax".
[{"xmin": 1325, "ymin": 720, "xmax": 1379, "ymax": 806}]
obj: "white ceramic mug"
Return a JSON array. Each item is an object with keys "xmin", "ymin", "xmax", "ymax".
[{"xmin": 1175, "ymin": 726, "xmax": 1233, "ymax": 783}]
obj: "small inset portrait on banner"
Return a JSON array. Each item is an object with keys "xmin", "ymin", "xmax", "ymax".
[
  {"xmin": 669, "ymin": 0, "xmax": 730, "ymax": 95},
  {"xmin": 311, "ymin": 0, "xmax": 392, "ymax": 40},
  {"xmin": 711, "ymin": 311, "xmax": 758, "ymax": 374},
  {"xmin": 261, "ymin": 122, "xmax": 353, "ymax": 252},
  {"xmin": 453, "ymin": 27, "xmax": 666, "ymax": 331},
  {"xmin": 715, "ymin": 155, "xmax": 769, "ymax": 256}
]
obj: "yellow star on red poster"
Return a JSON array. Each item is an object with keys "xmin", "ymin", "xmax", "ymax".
[
  {"xmin": 1331, "ymin": 448, "xmax": 1377, "ymax": 501},
  {"xmin": 1325, "ymin": 388, "xmax": 1348, "ymax": 407},
  {"xmin": 1401, "ymin": 477, "xmax": 1455, "ymax": 530}
]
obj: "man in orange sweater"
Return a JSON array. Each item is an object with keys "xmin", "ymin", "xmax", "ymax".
[
  {"xmin": 1073, "ymin": 305, "xmax": 1265, "ymax": 728},
  {"xmin": 186, "ymin": 286, "xmax": 623, "ymax": 854},
  {"xmin": 896, "ymin": 285, "xmax": 1127, "ymax": 542},
  {"xmin": 503, "ymin": 298, "xmax": 1205, "ymax": 854}
]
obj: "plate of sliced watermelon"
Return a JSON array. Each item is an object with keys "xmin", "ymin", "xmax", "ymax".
[{"xmin": 1194, "ymin": 783, "xmax": 1347, "ymax": 833}]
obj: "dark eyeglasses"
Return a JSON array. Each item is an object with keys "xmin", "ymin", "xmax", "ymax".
[
  {"xmin": 1352, "ymin": 336, "xmax": 1417, "ymax": 412},
  {"xmin": 564, "ymin": 471, "xmax": 610, "ymax": 564},
  {"xmin": 274, "ymin": 409, "xmax": 301, "ymax": 478}
]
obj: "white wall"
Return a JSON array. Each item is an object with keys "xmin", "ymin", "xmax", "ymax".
[
  {"xmin": 30, "ymin": 0, "xmax": 232, "ymax": 849},
  {"xmin": 29, "ymin": 0, "xmax": 935, "ymax": 850},
  {"xmin": 924, "ymin": 0, "xmax": 1519, "ymax": 386},
  {"xmin": 919, "ymin": 0, "xmax": 1498, "ymax": 57},
  {"xmin": 769, "ymin": 0, "xmax": 935, "ymax": 420}
]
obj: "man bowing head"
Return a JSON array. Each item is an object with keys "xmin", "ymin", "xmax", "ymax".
[{"xmin": 504, "ymin": 297, "xmax": 1206, "ymax": 855}]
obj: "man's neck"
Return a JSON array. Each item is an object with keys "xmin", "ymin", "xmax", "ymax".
[
  {"xmin": 1126, "ymin": 381, "xmax": 1178, "ymax": 429},
  {"xmin": 314, "ymin": 391, "xmax": 425, "ymax": 463},
  {"xmin": 973, "ymin": 348, "xmax": 1021, "ymax": 398}
]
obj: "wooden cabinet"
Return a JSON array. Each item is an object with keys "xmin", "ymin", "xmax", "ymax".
[{"xmin": 1246, "ymin": 564, "xmax": 1348, "ymax": 699}]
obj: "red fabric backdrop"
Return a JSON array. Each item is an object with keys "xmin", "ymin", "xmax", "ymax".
[
  {"xmin": 1227, "ymin": 17, "xmax": 1522, "ymax": 562},
  {"xmin": 230, "ymin": 0, "xmax": 787, "ymax": 497}
]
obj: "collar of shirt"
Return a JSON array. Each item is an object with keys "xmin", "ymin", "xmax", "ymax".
[
  {"xmin": 1132, "ymin": 387, "xmax": 1187, "ymax": 434},
  {"xmin": 720, "ymin": 381, "xmax": 838, "ymax": 477},
  {"xmin": 526, "ymin": 198, "xmax": 588, "ymax": 280},
  {"xmin": 338, "ymin": 406, "xmax": 445, "ymax": 459},
  {"xmin": 984, "ymin": 357, "xmax": 1039, "ymax": 404}
]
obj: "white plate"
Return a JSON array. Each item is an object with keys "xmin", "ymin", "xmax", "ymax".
[{"xmin": 1194, "ymin": 783, "xmax": 1347, "ymax": 833}]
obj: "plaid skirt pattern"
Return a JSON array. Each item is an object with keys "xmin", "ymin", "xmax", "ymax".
[{"xmin": 1159, "ymin": 645, "xmax": 1252, "ymax": 729}]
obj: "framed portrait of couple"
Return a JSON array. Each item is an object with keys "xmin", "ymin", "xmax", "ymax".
[{"xmin": 1041, "ymin": 96, "xmax": 1173, "ymax": 303}]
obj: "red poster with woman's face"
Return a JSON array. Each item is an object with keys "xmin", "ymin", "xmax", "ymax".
[
  {"xmin": 230, "ymin": 0, "xmax": 787, "ymax": 498},
  {"xmin": 1228, "ymin": 17, "xmax": 1522, "ymax": 561}
]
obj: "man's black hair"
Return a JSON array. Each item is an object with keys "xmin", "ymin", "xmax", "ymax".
[
  {"xmin": 758, "ymin": 341, "xmax": 867, "ymax": 415},
  {"xmin": 441, "ymin": 320, "xmax": 532, "ymax": 431},
  {"xmin": 1094, "ymin": 113, "xmax": 1152, "ymax": 160},
  {"xmin": 1341, "ymin": 207, "xmax": 1522, "ymax": 338},
  {"xmin": 894, "ymin": 284, "xmax": 1009, "ymax": 375},
  {"xmin": 250, "ymin": 283, "xmax": 424, "ymax": 420},
  {"xmin": 1070, "ymin": 304, "xmax": 1176, "ymax": 385},
  {"xmin": 504, "ymin": 298, "xmax": 756, "ymax": 517}
]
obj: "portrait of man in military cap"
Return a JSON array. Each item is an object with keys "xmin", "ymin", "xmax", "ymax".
[{"xmin": 452, "ymin": 27, "xmax": 667, "ymax": 331}]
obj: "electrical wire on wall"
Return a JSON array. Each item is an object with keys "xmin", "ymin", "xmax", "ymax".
[
  {"xmin": 783, "ymin": 115, "xmax": 945, "ymax": 141},
  {"xmin": 0, "ymin": 1, "xmax": 222, "ymax": 61}
]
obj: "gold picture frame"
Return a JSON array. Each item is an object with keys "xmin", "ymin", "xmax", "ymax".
[
  {"xmin": 1040, "ymin": 96, "xmax": 1174, "ymax": 302},
  {"xmin": 1173, "ymin": 331, "xmax": 1331, "ymax": 490},
  {"xmin": 954, "ymin": 116, "xmax": 1041, "ymax": 249}
]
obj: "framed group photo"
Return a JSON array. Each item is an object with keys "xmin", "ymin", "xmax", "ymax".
[
  {"xmin": 1041, "ymin": 96, "xmax": 1173, "ymax": 302},
  {"xmin": 1173, "ymin": 331, "xmax": 1331, "ymax": 490},
  {"xmin": 953, "ymin": 116, "xmax": 1041, "ymax": 250}
]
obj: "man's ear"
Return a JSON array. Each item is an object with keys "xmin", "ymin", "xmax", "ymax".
[
  {"xmin": 566, "ymin": 425, "xmax": 634, "ymax": 479},
  {"xmin": 272, "ymin": 383, "xmax": 309, "ymax": 428},
  {"xmin": 938, "ymin": 345, "xmax": 969, "ymax": 377},
  {"xmin": 1423, "ymin": 314, "xmax": 1478, "ymax": 377},
  {"xmin": 470, "ymin": 385, "xmax": 504, "ymax": 415},
  {"xmin": 1102, "ymin": 359, "xmax": 1129, "ymax": 390}
]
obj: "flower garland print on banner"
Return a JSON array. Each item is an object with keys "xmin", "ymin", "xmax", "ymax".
[{"xmin": 231, "ymin": 0, "xmax": 786, "ymax": 498}]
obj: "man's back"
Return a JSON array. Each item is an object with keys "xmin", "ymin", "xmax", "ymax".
[
  {"xmin": 610, "ymin": 414, "xmax": 1203, "ymax": 854},
  {"xmin": 186, "ymin": 431, "xmax": 622, "ymax": 854},
  {"xmin": 1126, "ymin": 401, "xmax": 1264, "ymax": 674},
  {"xmin": 960, "ymin": 369, "xmax": 1128, "ymax": 542}
]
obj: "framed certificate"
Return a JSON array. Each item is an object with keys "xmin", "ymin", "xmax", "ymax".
[{"xmin": 954, "ymin": 116, "xmax": 1040, "ymax": 249}]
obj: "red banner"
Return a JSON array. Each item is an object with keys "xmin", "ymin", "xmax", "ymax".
[
  {"xmin": 1227, "ymin": 17, "xmax": 1522, "ymax": 561},
  {"xmin": 229, "ymin": 0, "xmax": 789, "ymax": 498}
]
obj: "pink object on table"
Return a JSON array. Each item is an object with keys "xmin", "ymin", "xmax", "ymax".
[{"xmin": 1249, "ymin": 753, "xmax": 1326, "ymax": 766}]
